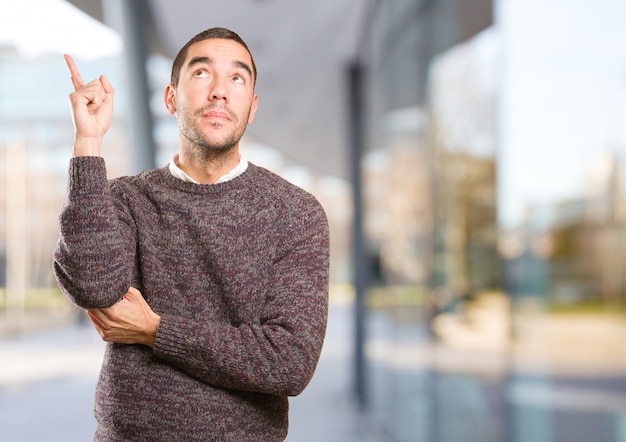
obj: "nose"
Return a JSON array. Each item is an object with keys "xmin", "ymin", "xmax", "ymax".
[{"xmin": 208, "ymin": 75, "xmax": 228, "ymax": 102}]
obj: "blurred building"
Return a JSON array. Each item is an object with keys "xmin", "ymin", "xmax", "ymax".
[
  {"xmin": 357, "ymin": 0, "xmax": 626, "ymax": 441},
  {"xmin": 510, "ymin": 151, "xmax": 626, "ymax": 310}
]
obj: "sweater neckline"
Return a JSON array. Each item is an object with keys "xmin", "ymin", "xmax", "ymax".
[{"xmin": 154, "ymin": 162, "xmax": 258, "ymax": 194}]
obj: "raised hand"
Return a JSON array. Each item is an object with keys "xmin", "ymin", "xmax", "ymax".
[{"xmin": 64, "ymin": 54, "xmax": 115, "ymax": 157}]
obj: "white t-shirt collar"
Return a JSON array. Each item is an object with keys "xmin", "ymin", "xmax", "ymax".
[{"xmin": 168, "ymin": 153, "xmax": 248, "ymax": 184}]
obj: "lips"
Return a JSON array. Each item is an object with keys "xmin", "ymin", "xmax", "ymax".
[{"xmin": 203, "ymin": 110, "xmax": 231, "ymax": 121}]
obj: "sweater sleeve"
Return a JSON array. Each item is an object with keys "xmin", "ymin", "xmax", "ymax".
[
  {"xmin": 152, "ymin": 197, "xmax": 330, "ymax": 397},
  {"xmin": 53, "ymin": 157, "xmax": 136, "ymax": 309}
]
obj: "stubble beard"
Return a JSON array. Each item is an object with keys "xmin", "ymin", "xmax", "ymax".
[{"xmin": 179, "ymin": 104, "xmax": 251, "ymax": 163}]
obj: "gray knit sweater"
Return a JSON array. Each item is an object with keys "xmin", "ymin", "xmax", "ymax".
[{"xmin": 53, "ymin": 157, "xmax": 330, "ymax": 441}]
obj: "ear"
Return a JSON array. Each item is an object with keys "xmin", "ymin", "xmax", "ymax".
[
  {"xmin": 247, "ymin": 94, "xmax": 259, "ymax": 124},
  {"xmin": 164, "ymin": 84, "xmax": 176, "ymax": 114}
]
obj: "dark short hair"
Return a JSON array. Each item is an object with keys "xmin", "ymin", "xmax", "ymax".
[{"xmin": 170, "ymin": 27, "xmax": 257, "ymax": 87}]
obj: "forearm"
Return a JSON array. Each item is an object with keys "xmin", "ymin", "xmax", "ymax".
[
  {"xmin": 54, "ymin": 157, "xmax": 136, "ymax": 308},
  {"xmin": 153, "ymin": 296, "xmax": 327, "ymax": 396}
]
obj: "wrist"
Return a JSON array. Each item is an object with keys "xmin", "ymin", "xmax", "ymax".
[
  {"xmin": 146, "ymin": 313, "xmax": 161, "ymax": 348},
  {"xmin": 73, "ymin": 135, "xmax": 103, "ymax": 157}
]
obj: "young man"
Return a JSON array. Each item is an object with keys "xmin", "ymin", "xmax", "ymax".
[{"xmin": 54, "ymin": 27, "xmax": 329, "ymax": 441}]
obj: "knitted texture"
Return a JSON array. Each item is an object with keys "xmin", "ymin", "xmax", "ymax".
[{"xmin": 54, "ymin": 157, "xmax": 330, "ymax": 441}]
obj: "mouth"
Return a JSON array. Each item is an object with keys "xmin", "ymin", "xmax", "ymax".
[{"xmin": 201, "ymin": 109, "xmax": 232, "ymax": 122}]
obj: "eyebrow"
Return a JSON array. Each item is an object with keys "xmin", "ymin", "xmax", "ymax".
[{"xmin": 187, "ymin": 56, "xmax": 253, "ymax": 79}]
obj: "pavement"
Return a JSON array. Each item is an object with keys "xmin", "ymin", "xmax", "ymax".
[
  {"xmin": 0, "ymin": 300, "xmax": 388, "ymax": 442},
  {"xmin": 3, "ymin": 292, "xmax": 626, "ymax": 441}
]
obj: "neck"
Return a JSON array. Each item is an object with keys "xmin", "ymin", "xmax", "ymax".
[{"xmin": 177, "ymin": 144, "xmax": 240, "ymax": 184}]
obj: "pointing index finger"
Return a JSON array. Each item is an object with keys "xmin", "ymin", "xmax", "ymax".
[{"xmin": 64, "ymin": 54, "xmax": 84, "ymax": 90}]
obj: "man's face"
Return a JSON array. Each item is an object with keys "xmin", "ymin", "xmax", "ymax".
[{"xmin": 164, "ymin": 38, "xmax": 258, "ymax": 154}]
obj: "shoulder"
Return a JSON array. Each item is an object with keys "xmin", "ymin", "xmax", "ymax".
[
  {"xmin": 108, "ymin": 166, "xmax": 168, "ymax": 193},
  {"xmin": 246, "ymin": 163, "xmax": 326, "ymax": 216},
  {"xmin": 246, "ymin": 164, "xmax": 329, "ymax": 252},
  {"xmin": 105, "ymin": 167, "xmax": 177, "ymax": 212}
]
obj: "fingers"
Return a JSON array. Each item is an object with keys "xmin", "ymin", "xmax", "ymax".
[
  {"xmin": 86, "ymin": 310, "xmax": 107, "ymax": 339},
  {"xmin": 100, "ymin": 74, "xmax": 114, "ymax": 96},
  {"xmin": 64, "ymin": 54, "xmax": 84, "ymax": 90},
  {"xmin": 65, "ymin": 54, "xmax": 114, "ymax": 98},
  {"xmin": 87, "ymin": 309, "xmax": 106, "ymax": 326}
]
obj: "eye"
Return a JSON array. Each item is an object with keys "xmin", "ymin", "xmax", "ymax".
[
  {"xmin": 193, "ymin": 69, "xmax": 208, "ymax": 78},
  {"xmin": 232, "ymin": 74, "xmax": 245, "ymax": 84}
]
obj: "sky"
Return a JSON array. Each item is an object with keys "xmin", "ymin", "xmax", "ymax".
[
  {"xmin": 0, "ymin": 0, "xmax": 121, "ymax": 59},
  {"xmin": 497, "ymin": 0, "xmax": 626, "ymax": 228}
]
